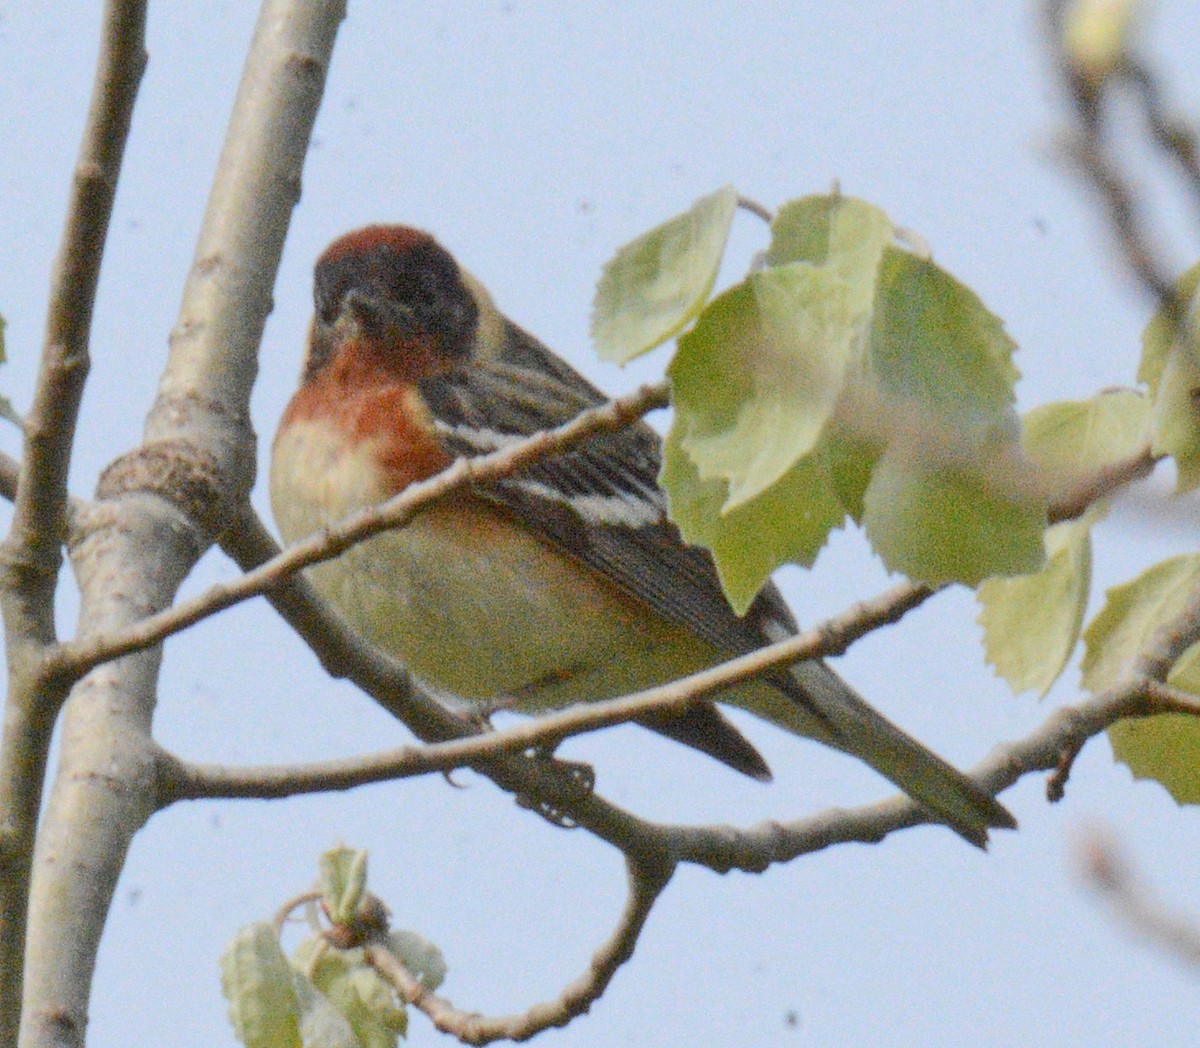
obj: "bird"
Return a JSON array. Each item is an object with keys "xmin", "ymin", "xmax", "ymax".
[{"xmin": 270, "ymin": 224, "xmax": 1016, "ymax": 847}]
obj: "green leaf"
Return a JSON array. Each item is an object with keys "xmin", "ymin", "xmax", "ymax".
[
  {"xmin": 319, "ymin": 847, "xmax": 368, "ymax": 927},
  {"xmin": 303, "ymin": 943, "xmax": 407, "ymax": 1048},
  {"xmin": 1138, "ymin": 261, "xmax": 1200, "ymax": 390},
  {"xmin": 1151, "ymin": 343, "xmax": 1200, "ymax": 491},
  {"xmin": 853, "ymin": 246, "xmax": 1040, "ymax": 584},
  {"xmin": 0, "ymin": 314, "xmax": 6, "ymax": 364},
  {"xmin": 974, "ymin": 391, "xmax": 1151, "ymax": 698},
  {"xmin": 1108, "ymin": 634, "xmax": 1200, "ymax": 805},
  {"xmin": 817, "ymin": 418, "xmax": 881, "ymax": 522},
  {"xmin": 592, "ymin": 185, "xmax": 738, "ymax": 363},
  {"xmin": 1021, "ymin": 389, "xmax": 1151, "ymax": 481},
  {"xmin": 977, "ymin": 516, "xmax": 1093, "ymax": 697},
  {"xmin": 1107, "ymin": 710, "xmax": 1200, "ymax": 805},
  {"xmin": 292, "ymin": 972, "xmax": 359, "ymax": 1048},
  {"xmin": 862, "ymin": 442, "xmax": 1046, "ymax": 586},
  {"xmin": 671, "ymin": 267, "xmax": 862, "ymax": 510},
  {"xmin": 1082, "ymin": 553, "xmax": 1200, "ymax": 803},
  {"xmin": 867, "ymin": 247, "xmax": 1020, "ymax": 438},
  {"xmin": 672, "ymin": 192, "xmax": 897, "ymax": 518},
  {"xmin": 767, "ymin": 196, "xmax": 841, "ymax": 267},
  {"xmin": 661, "ymin": 192, "xmax": 1033, "ymax": 597},
  {"xmin": 221, "ymin": 922, "xmax": 301, "ymax": 1048},
  {"xmin": 387, "ymin": 929, "xmax": 447, "ymax": 991},
  {"xmin": 1082, "ymin": 554, "xmax": 1200, "ymax": 694},
  {"xmin": 1139, "ymin": 260, "xmax": 1200, "ymax": 491},
  {"xmin": 662, "ymin": 425, "xmax": 844, "ymax": 614},
  {"xmin": 767, "ymin": 195, "xmax": 894, "ymax": 302}
]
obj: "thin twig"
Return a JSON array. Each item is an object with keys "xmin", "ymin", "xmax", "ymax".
[
  {"xmin": 0, "ymin": 450, "xmax": 19, "ymax": 503},
  {"xmin": 1044, "ymin": 0, "xmax": 1193, "ymax": 334},
  {"xmin": 1078, "ymin": 826, "xmax": 1200, "ymax": 970},
  {"xmin": 1046, "ymin": 443, "xmax": 1157, "ymax": 523},
  {"xmin": 274, "ymin": 890, "xmax": 323, "ymax": 936},
  {"xmin": 1048, "ymin": 674, "xmax": 1200, "ymax": 802},
  {"xmin": 5, "ymin": 2, "xmax": 147, "ymax": 584},
  {"xmin": 367, "ymin": 856, "xmax": 673, "ymax": 1045},
  {"xmin": 1125, "ymin": 60, "xmax": 1200, "ymax": 224},
  {"xmin": 736, "ymin": 195, "xmax": 774, "ymax": 223}
]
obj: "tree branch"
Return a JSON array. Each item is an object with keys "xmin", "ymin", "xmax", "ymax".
[
  {"xmin": 367, "ymin": 856, "xmax": 673, "ymax": 1045},
  {"xmin": 0, "ymin": 4, "xmax": 147, "ymax": 1043},
  {"xmin": 161, "ymin": 550, "xmax": 1200, "ymax": 881},
  {"xmin": 1044, "ymin": 0, "xmax": 1195, "ymax": 332},
  {"xmin": 18, "ymin": 5, "xmax": 346, "ymax": 1048},
  {"xmin": 5, "ymin": 1, "xmax": 145, "ymax": 588},
  {"xmin": 158, "ymin": 579, "xmax": 936, "ymax": 802},
  {"xmin": 656, "ymin": 671, "xmax": 1190, "ymax": 873}
]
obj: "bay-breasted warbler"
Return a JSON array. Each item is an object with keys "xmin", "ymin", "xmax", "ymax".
[{"xmin": 270, "ymin": 225, "xmax": 1015, "ymax": 846}]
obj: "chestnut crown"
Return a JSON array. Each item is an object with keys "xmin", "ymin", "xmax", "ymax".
[{"xmin": 307, "ymin": 226, "xmax": 479, "ymax": 377}]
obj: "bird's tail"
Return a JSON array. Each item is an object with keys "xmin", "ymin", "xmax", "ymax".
[{"xmin": 750, "ymin": 661, "xmax": 1015, "ymax": 848}]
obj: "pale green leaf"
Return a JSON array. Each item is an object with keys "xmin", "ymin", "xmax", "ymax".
[
  {"xmin": 862, "ymin": 443, "xmax": 1046, "ymax": 586},
  {"xmin": 977, "ymin": 516, "xmax": 1093, "ymax": 697},
  {"xmin": 767, "ymin": 195, "xmax": 894, "ymax": 311},
  {"xmin": 671, "ymin": 267, "xmax": 861, "ymax": 510},
  {"xmin": 852, "ymin": 248, "xmax": 1036, "ymax": 584},
  {"xmin": 670, "ymin": 195, "xmax": 891, "ymax": 511},
  {"xmin": 292, "ymin": 973, "xmax": 359, "ymax": 1048},
  {"xmin": 1138, "ymin": 261, "xmax": 1200, "ymax": 390},
  {"xmin": 1108, "ymin": 714, "xmax": 1200, "ymax": 805},
  {"xmin": 766, "ymin": 195, "xmax": 842, "ymax": 267},
  {"xmin": 319, "ymin": 846, "xmax": 368, "ymax": 927},
  {"xmin": 592, "ymin": 185, "xmax": 738, "ymax": 363},
  {"xmin": 221, "ymin": 922, "xmax": 301, "ymax": 1048},
  {"xmin": 1021, "ymin": 389, "xmax": 1150, "ymax": 482},
  {"xmin": 0, "ymin": 314, "xmax": 6, "ymax": 364},
  {"xmin": 305, "ymin": 945, "xmax": 406, "ymax": 1048},
  {"xmin": 866, "ymin": 247, "xmax": 1020, "ymax": 439},
  {"xmin": 1151, "ymin": 344, "xmax": 1200, "ymax": 491},
  {"xmin": 662, "ymin": 425, "xmax": 844, "ymax": 614},
  {"xmin": 1108, "ymin": 635, "xmax": 1200, "ymax": 804},
  {"xmin": 1082, "ymin": 554, "xmax": 1200, "ymax": 694}
]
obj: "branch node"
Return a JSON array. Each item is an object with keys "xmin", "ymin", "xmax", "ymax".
[
  {"xmin": 1047, "ymin": 739, "xmax": 1084, "ymax": 803},
  {"xmin": 95, "ymin": 437, "xmax": 250, "ymax": 540}
]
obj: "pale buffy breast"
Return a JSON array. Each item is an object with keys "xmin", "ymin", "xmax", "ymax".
[{"xmin": 269, "ymin": 417, "xmax": 699, "ymax": 709}]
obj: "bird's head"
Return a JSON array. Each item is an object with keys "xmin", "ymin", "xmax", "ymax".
[{"xmin": 304, "ymin": 225, "xmax": 503, "ymax": 382}]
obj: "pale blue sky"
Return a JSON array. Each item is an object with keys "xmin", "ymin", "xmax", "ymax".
[{"xmin": 3, "ymin": 3, "xmax": 1200, "ymax": 1045}]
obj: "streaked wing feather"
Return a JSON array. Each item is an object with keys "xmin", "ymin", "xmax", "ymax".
[{"xmin": 417, "ymin": 320, "xmax": 800, "ymax": 668}]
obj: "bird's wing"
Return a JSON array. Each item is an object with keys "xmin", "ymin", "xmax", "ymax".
[{"xmin": 417, "ymin": 320, "xmax": 800, "ymax": 666}]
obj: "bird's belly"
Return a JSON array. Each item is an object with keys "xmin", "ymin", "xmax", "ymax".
[{"xmin": 270, "ymin": 419, "xmax": 700, "ymax": 709}]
